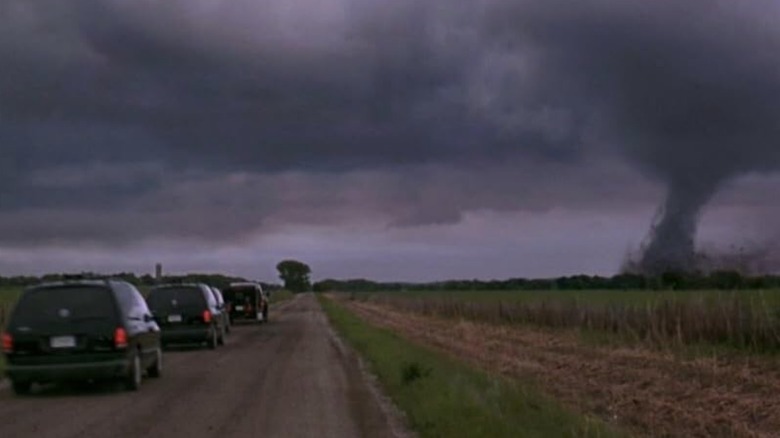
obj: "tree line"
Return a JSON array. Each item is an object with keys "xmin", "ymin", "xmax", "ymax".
[
  {"xmin": 312, "ymin": 270, "xmax": 780, "ymax": 292},
  {"xmin": 2, "ymin": 266, "xmax": 777, "ymax": 293}
]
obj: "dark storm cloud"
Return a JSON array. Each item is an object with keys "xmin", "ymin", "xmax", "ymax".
[
  {"xmin": 484, "ymin": 0, "xmax": 780, "ymax": 271},
  {"xmin": 1, "ymin": 0, "xmax": 779, "ymax": 262},
  {"xmin": 1, "ymin": 0, "xmax": 486, "ymax": 171}
]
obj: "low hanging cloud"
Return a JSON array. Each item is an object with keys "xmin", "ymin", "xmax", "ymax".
[
  {"xmin": 1, "ymin": 0, "xmax": 779, "ymax": 274},
  {"xmin": 0, "ymin": 159, "xmax": 656, "ymax": 248}
]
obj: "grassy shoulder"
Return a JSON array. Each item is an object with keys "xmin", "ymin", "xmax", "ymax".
[
  {"xmin": 318, "ymin": 294, "xmax": 624, "ymax": 438},
  {"xmin": 0, "ymin": 289, "xmax": 16, "ymax": 379},
  {"xmin": 0, "ymin": 286, "xmax": 22, "ymax": 309},
  {"xmin": 0, "ymin": 287, "xmax": 23, "ymax": 380},
  {"xmin": 270, "ymin": 289, "xmax": 294, "ymax": 304}
]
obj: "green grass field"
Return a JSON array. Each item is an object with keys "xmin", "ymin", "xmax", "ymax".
[
  {"xmin": 269, "ymin": 289, "xmax": 294, "ymax": 304},
  {"xmin": 347, "ymin": 289, "xmax": 780, "ymax": 354},
  {"xmin": 0, "ymin": 286, "xmax": 23, "ymax": 324},
  {"xmin": 0, "ymin": 287, "xmax": 23, "ymax": 378},
  {"xmin": 319, "ymin": 294, "xmax": 623, "ymax": 438}
]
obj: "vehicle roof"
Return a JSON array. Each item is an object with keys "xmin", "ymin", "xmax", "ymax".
[
  {"xmin": 227, "ymin": 282, "xmax": 262, "ymax": 288},
  {"xmin": 150, "ymin": 282, "xmax": 207, "ymax": 289},
  {"xmin": 27, "ymin": 279, "xmax": 115, "ymax": 290}
]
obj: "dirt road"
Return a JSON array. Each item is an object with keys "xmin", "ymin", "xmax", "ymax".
[{"xmin": 0, "ymin": 294, "xmax": 404, "ymax": 438}]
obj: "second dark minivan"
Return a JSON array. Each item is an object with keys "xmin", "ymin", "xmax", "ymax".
[{"xmin": 146, "ymin": 283, "xmax": 226, "ymax": 349}]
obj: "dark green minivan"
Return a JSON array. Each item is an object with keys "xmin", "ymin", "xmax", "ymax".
[
  {"xmin": 146, "ymin": 283, "xmax": 226, "ymax": 349},
  {"xmin": 1, "ymin": 280, "xmax": 163, "ymax": 395}
]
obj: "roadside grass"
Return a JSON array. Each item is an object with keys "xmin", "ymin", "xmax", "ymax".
[
  {"xmin": 349, "ymin": 290, "xmax": 780, "ymax": 355},
  {"xmin": 319, "ymin": 295, "xmax": 624, "ymax": 438},
  {"xmin": 270, "ymin": 289, "xmax": 294, "ymax": 304},
  {"xmin": 0, "ymin": 287, "xmax": 23, "ymax": 378},
  {"xmin": 0, "ymin": 286, "xmax": 23, "ymax": 326}
]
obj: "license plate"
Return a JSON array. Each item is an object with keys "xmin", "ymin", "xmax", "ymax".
[
  {"xmin": 234, "ymin": 306, "xmax": 244, "ymax": 311},
  {"xmin": 257, "ymin": 313, "xmax": 264, "ymax": 321},
  {"xmin": 50, "ymin": 335, "xmax": 76, "ymax": 349},
  {"xmin": 168, "ymin": 314, "xmax": 183, "ymax": 323}
]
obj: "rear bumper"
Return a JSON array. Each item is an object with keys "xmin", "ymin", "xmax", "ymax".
[
  {"xmin": 229, "ymin": 307, "xmax": 267, "ymax": 322},
  {"xmin": 160, "ymin": 326, "xmax": 211, "ymax": 345},
  {"xmin": 6, "ymin": 358, "xmax": 129, "ymax": 383},
  {"xmin": 229, "ymin": 314, "xmax": 264, "ymax": 322}
]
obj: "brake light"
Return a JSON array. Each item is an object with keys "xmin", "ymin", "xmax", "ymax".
[
  {"xmin": 202, "ymin": 310, "xmax": 212, "ymax": 323},
  {"xmin": 114, "ymin": 327, "xmax": 128, "ymax": 349},
  {"xmin": 1, "ymin": 332, "xmax": 12, "ymax": 353}
]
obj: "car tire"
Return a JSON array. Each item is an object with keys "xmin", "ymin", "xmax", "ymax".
[
  {"xmin": 147, "ymin": 347, "xmax": 162, "ymax": 378},
  {"xmin": 125, "ymin": 350, "xmax": 142, "ymax": 391},
  {"xmin": 208, "ymin": 327, "xmax": 218, "ymax": 350},
  {"xmin": 263, "ymin": 306, "xmax": 269, "ymax": 323},
  {"xmin": 11, "ymin": 380, "xmax": 32, "ymax": 395}
]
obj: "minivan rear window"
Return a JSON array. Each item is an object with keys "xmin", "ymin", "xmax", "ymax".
[
  {"xmin": 147, "ymin": 287, "xmax": 206, "ymax": 311},
  {"xmin": 10, "ymin": 286, "xmax": 117, "ymax": 326}
]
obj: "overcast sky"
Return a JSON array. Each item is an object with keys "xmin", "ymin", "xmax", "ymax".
[{"xmin": 1, "ymin": 0, "xmax": 779, "ymax": 282}]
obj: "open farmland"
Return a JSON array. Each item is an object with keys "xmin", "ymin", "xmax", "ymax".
[
  {"xmin": 348, "ymin": 288, "xmax": 780, "ymax": 308},
  {"xmin": 0, "ymin": 287, "xmax": 22, "ymax": 327},
  {"xmin": 346, "ymin": 289, "xmax": 780, "ymax": 354},
  {"xmin": 331, "ymin": 292, "xmax": 780, "ymax": 437},
  {"xmin": 319, "ymin": 294, "xmax": 624, "ymax": 437},
  {"xmin": 0, "ymin": 287, "xmax": 22, "ymax": 377}
]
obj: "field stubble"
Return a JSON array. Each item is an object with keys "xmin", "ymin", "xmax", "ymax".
[
  {"xmin": 0, "ymin": 287, "xmax": 22, "ymax": 328},
  {"xmin": 337, "ymin": 293, "xmax": 780, "ymax": 437},
  {"xmin": 355, "ymin": 290, "xmax": 780, "ymax": 353}
]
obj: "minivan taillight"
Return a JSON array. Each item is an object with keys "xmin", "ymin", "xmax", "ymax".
[
  {"xmin": 202, "ymin": 310, "xmax": 212, "ymax": 323},
  {"xmin": 114, "ymin": 327, "xmax": 128, "ymax": 349},
  {"xmin": 1, "ymin": 332, "xmax": 12, "ymax": 354}
]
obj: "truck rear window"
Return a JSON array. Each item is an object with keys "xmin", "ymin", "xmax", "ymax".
[
  {"xmin": 10, "ymin": 286, "xmax": 117, "ymax": 326},
  {"xmin": 147, "ymin": 287, "xmax": 207, "ymax": 311},
  {"xmin": 222, "ymin": 287, "xmax": 258, "ymax": 303}
]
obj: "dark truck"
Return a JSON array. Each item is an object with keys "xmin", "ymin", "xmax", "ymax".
[
  {"xmin": 222, "ymin": 282, "xmax": 268, "ymax": 324},
  {"xmin": 1, "ymin": 279, "xmax": 163, "ymax": 395}
]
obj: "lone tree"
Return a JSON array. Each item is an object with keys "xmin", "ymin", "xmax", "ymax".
[{"xmin": 276, "ymin": 259, "xmax": 312, "ymax": 293}]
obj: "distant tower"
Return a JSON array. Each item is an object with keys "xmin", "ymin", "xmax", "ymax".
[{"xmin": 155, "ymin": 263, "xmax": 163, "ymax": 280}]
